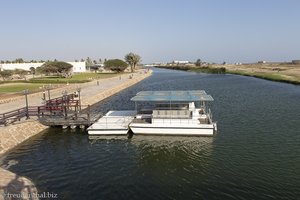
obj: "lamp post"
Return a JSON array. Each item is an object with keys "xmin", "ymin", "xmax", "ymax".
[
  {"xmin": 76, "ymin": 87, "xmax": 81, "ymax": 111},
  {"xmin": 46, "ymin": 84, "xmax": 52, "ymax": 100},
  {"xmin": 42, "ymin": 90, "xmax": 46, "ymax": 104},
  {"xmin": 62, "ymin": 90, "xmax": 68, "ymax": 119},
  {"xmin": 23, "ymin": 89, "xmax": 29, "ymax": 119}
]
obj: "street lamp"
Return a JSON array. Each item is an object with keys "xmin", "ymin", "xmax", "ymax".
[
  {"xmin": 23, "ymin": 89, "xmax": 29, "ymax": 119},
  {"xmin": 46, "ymin": 84, "xmax": 52, "ymax": 100},
  {"xmin": 42, "ymin": 89, "xmax": 46, "ymax": 104},
  {"xmin": 61, "ymin": 90, "xmax": 68, "ymax": 119},
  {"xmin": 76, "ymin": 87, "xmax": 81, "ymax": 111}
]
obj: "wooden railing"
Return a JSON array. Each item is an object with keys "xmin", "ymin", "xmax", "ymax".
[{"xmin": 0, "ymin": 94, "xmax": 81, "ymax": 126}]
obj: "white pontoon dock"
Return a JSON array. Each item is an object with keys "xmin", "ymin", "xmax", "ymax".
[
  {"xmin": 87, "ymin": 110, "xmax": 136, "ymax": 135},
  {"xmin": 88, "ymin": 90, "xmax": 217, "ymax": 136}
]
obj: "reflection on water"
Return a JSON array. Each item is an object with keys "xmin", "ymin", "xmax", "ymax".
[
  {"xmin": 131, "ymin": 136, "xmax": 214, "ymax": 179},
  {"xmin": 131, "ymin": 136, "xmax": 214, "ymax": 164}
]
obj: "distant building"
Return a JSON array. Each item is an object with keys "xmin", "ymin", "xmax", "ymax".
[
  {"xmin": 292, "ymin": 60, "xmax": 300, "ymax": 64},
  {"xmin": 0, "ymin": 61, "xmax": 86, "ymax": 73},
  {"xmin": 173, "ymin": 60, "xmax": 189, "ymax": 64},
  {"xmin": 258, "ymin": 61, "xmax": 267, "ymax": 64}
]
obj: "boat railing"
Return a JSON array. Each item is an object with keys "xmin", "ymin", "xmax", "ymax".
[
  {"xmin": 152, "ymin": 109, "xmax": 191, "ymax": 119},
  {"xmin": 155, "ymin": 118, "xmax": 196, "ymax": 124}
]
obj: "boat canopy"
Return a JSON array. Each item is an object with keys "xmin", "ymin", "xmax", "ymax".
[{"xmin": 130, "ymin": 90, "xmax": 214, "ymax": 102}]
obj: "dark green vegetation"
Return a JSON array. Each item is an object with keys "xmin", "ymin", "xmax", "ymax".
[
  {"xmin": 156, "ymin": 65, "xmax": 226, "ymax": 74},
  {"xmin": 37, "ymin": 61, "xmax": 73, "ymax": 77},
  {"xmin": 190, "ymin": 66, "xmax": 226, "ymax": 74},
  {"xmin": 104, "ymin": 59, "xmax": 128, "ymax": 73},
  {"xmin": 0, "ymin": 70, "xmax": 14, "ymax": 80},
  {"xmin": 125, "ymin": 52, "xmax": 141, "ymax": 72}
]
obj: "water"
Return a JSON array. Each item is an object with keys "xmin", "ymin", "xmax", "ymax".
[{"xmin": 1, "ymin": 68, "xmax": 300, "ymax": 199}]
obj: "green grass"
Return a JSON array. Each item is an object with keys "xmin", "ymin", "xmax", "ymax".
[
  {"xmin": 227, "ymin": 70, "xmax": 300, "ymax": 85},
  {"xmin": 190, "ymin": 67, "xmax": 226, "ymax": 74},
  {"xmin": 28, "ymin": 72, "xmax": 121, "ymax": 84},
  {"xmin": 0, "ymin": 72, "xmax": 126, "ymax": 93},
  {"xmin": 0, "ymin": 83, "xmax": 45, "ymax": 93}
]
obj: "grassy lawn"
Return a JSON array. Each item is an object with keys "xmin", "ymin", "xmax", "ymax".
[
  {"xmin": 227, "ymin": 70, "xmax": 300, "ymax": 84},
  {"xmin": 0, "ymin": 83, "xmax": 45, "ymax": 93},
  {"xmin": 0, "ymin": 72, "xmax": 126, "ymax": 94},
  {"xmin": 29, "ymin": 72, "xmax": 122, "ymax": 83}
]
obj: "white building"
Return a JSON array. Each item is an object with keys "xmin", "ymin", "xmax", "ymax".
[
  {"xmin": 0, "ymin": 61, "xmax": 86, "ymax": 73},
  {"xmin": 173, "ymin": 60, "xmax": 189, "ymax": 64}
]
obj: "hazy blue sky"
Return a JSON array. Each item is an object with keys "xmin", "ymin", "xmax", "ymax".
[{"xmin": 1, "ymin": 0, "xmax": 299, "ymax": 63}]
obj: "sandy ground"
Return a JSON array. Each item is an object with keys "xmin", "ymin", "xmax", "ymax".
[{"xmin": 212, "ymin": 63, "xmax": 300, "ymax": 82}]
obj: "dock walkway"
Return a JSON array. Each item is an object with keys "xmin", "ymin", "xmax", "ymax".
[{"xmin": 87, "ymin": 110, "xmax": 136, "ymax": 135}]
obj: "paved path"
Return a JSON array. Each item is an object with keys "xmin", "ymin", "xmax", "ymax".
[
  {"xmin": 0, "ymin": 71, "xmax": 147, "ymax": 114},
  {"xmin": 0, "ymin": 70, "xmax": 152, "ymax": 199}
]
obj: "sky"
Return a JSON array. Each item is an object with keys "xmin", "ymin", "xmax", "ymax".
[{"xmin": 0, "ymin": 0, "xmax": 300, "ymax": 64}]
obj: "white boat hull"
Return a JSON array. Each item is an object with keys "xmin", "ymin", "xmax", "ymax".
[{"xmin": 129, "ymin": 123, "xmax": 215, "ymax": 136}]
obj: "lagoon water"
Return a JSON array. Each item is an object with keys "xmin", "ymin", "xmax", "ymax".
[{"xmin": 1, "ymin": 68, "xmax": 300, "ymax": 199}]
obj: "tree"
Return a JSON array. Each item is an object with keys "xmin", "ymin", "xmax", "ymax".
[
  {"xmin": 90, "ymin": 65, "xmax": 99, "ymax": 73},
  {"xmin": 86, "ymin": 57, "xmax": 93, "ymax": 65},
  {"xmin": 104, "ymin": 59, "xmax": 128, "ymax": 73},
  {"xmin": 125, "ymin": 52, "xmax": 141, "ymax": 72},
  {"xmin": 0, "ymin": 70, "xmax": 13, "ymax": 80},
  {"xmin": 29, "ymin": 67, "xmax": 35, "ymax": 77},
  {"xmin": 15, "ymin": 58, "xmax": 24, "ymax": 63},
  {"xmin": 14, "ymin": 69, "xmax": 28, "ymax": 79},
  {"xmin": 36, "ymin": 67, "xmax": 43, "ymax": 75},
  {"xmin": 195, "ymin": 59, "xmax": 202, "ymax": 67},
  {"xmin": 40, "ymin": 61, "xmax": 73, "ymax": 77}
]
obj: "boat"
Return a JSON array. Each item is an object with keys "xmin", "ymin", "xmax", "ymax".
[
  {"xmin": 129, "ymin": 90, "xmax": 217, "ymax": 136},
  {"xmin": 87, "ymin": 90, "xmax": 217, "ymax": 136}
]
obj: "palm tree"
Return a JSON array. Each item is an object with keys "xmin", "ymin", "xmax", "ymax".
[{"xmin": 125, "ymin": 52, "xmax": 141, "ymax": 72}]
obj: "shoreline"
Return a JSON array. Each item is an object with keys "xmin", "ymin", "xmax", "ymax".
[
  {"xmin": 156, "ymin": 65, "xmax": 300, "ymax": 85},
  {"xmin": 0, "ymin": 70, "xmax": 152, "ymax": 198},
  {"xmin": 0, "ymin": 70, "xmax": 152, "ymax": 155}
]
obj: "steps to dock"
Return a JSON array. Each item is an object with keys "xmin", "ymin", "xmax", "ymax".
[{"xmin": 87, "ymin": 110, "xmax": 136, "ymax": 135}]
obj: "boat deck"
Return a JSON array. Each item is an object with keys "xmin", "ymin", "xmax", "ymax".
[{"xmin": 87, "ymin": 110, "xmax": 136, "ymax": 135}]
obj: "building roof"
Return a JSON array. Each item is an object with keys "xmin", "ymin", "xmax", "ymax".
[{"xmin": 130, "ymin": 90, "xmax": 214, "ymax": 102}]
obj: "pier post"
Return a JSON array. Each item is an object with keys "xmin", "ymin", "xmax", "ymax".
[
  {"xmin": 23, "ymin": 89, "xmax": 29, "ymax": 119},
  {"xmin": 87, "ymin": 105, "xmax": 90, "ymax": 124},
  {"xmin": 76, "ymin": 87, "xmax": 82, "ymax": 111}
]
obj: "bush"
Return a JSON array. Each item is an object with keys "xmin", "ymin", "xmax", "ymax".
[{"xmin": 104, "ymin": 59, "xmax": 128, "ymax": 73}]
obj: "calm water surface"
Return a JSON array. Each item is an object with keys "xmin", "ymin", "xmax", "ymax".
[{"xmin": 1, "ymin": 68, "xmax": 300, "ymax": 200}]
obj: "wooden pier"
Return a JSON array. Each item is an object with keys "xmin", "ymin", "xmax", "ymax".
[
  {"xmin": 38, "ymin": 107, "xmax": 102, "ymax": 128},
  {"xmin": 0, "ymin": 93, "xmax": 102, "ymax": 129}
]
